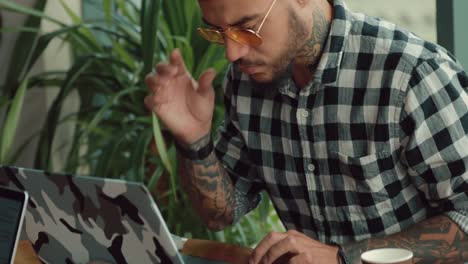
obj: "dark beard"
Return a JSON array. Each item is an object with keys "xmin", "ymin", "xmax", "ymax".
[
  {"xmin": 268, "ymin": 8, "xmax": 309, "ymax": 81},
  {"xmin": 248, "ymin": 8, "xmax": 308, "ymax": 92},
  {"xmin": 264, "ymin": 6, "xmax": 330, "ymax": 83},
  {"xmin": 250, "ymin": 6, "xmax": 330, "ymax": 93}
]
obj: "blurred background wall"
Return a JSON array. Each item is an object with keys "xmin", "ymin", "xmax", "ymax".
[
  {"xmin": 346, "ymin": 0, "xmax": 436, "ymax": 42},
  {"xmin": 2, "ymin": 0, "xmax": 465, "ymax": 170},
  {"xmin": 0, "ymin": 0, "xmax": 80, "ymax": 170}
]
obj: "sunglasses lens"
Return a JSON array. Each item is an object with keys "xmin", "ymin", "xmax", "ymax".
[
  {"xmin": 197, "ymin": 28, "xmax": 263, "ymax": 47},
  {"xmin": 197, "ymin": 28, "xmax": 224, "ymax": 44},
  {"xmin": 227, "ymin": 29, "xmax": 263, "ymax": 47}
]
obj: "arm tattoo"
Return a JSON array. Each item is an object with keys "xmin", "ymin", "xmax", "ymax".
[
  {"xmin": 178, "ymin": 134, "xmax": 235, "ymax": 230},
  {"xmin": 343, "ymin": 215, "xmax": 467, "ymax": 263}
]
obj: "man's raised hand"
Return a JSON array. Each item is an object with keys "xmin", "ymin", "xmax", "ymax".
[{"xmin": 144, "ymin": 49, "xmax": 217, "ymax": 145}]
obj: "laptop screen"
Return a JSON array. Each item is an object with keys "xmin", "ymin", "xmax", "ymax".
[{"xmin": 0, "ymin": 188, "xmax": 28, "ymax": 264}]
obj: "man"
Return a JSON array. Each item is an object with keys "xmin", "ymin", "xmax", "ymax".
[{"xmin": 145, "ymin": 0, "xmax": 468, "ymax": 262}]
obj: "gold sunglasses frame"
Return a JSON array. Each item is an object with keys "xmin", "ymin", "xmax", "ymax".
[{"xmin": 197, "ymin": 0, "xmax": 277, "ymax": 47}]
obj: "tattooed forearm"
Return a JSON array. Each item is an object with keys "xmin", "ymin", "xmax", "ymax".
[
  {"xmin": 343, "ymin": 215, "xmax": 467, "ymax": 264},
  {"xmin": 178, "ymin": 134, "xmax": 235, "ymax": 230}
]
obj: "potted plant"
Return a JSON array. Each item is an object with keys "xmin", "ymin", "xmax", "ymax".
[{"xmin": 0, "ymin": 0, "xmax": 283, "ymax": 247}]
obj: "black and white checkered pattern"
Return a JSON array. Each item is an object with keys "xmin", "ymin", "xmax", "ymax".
[{"xmin": 214, "ymin": 0, "xmax": 468, "ymax": 244}]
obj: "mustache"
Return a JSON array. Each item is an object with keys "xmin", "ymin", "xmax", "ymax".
[{"xmin": 237, "ymin": 59, "xmax": 266, "ymax": 67}]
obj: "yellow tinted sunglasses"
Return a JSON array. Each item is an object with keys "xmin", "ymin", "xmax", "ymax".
[{"xmin": 197, "ymin": 0, "xmax": 277, "ymax": 47}]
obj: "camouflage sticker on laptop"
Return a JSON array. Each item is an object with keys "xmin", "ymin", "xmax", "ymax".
[{"xmin": 0, "ymin": 166, "xmax": 184, "ymax": 264}]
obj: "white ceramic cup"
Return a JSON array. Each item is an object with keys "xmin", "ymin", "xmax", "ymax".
[{"xmin": 361, "ymin": 248, "xmax": 413, "ymax": 264}]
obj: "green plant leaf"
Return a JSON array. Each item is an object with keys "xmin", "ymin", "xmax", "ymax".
[
  {"xmin": 235, "ymin": 223, "xmax": 248, "ymax": 246},
  {"xmin": 244, "ymin": 214, "xmax": 263, "ymax": 245},
  {"xmin": 0, "ymin": 78, "xmax": 28, "ymax": 163},
  {"xmin": 147, "ymin": 165, "xmax": 163, "ymax": 191},
  {"xmin": 141, "ymin": 0, "xmax": 162, "ymax": 76},
  {"xmin": 103, "ymin": 0, "xmax": 112, "ymax": 26},
  {"xmin": 0, "ymin": 7, "xmax": 3, "ymax": 43},
  {"xmin": 34, "ymin": 57, "xmax": 92, "ymax": 170},
  {"xmin": 58, "ymin": 0, "xmax": 80, "ymax": 24},
  {"xmin": 94, "ymin": 128, "xmax": 133, "ymax": 178},
  {"xmin": 115, "ymin": 0, "xmax": 138, "ymax": 25},
  {"xmin": 2, "ymin": 0, "xmax": 283, "ymax": 246},
  {"xmin": 111, "ymin": 39, "xmax": 136, "ymax": 68},
  {"xmin": 128, "ymin": 128, "xmax": 152, "ymax": 182},
  {"xmin": 58, "ymin": 0, "xmax": 101, "ymax": 51},
  {"xmin": 1, "ymin": 0, "xmax": 47, "ymax": 100},
  {"xmin": 151, "ymin": 114, "xmax": 175, "ymax": 194},
  {"xmin": 0, "ymin": 0, "xmax": 61, "ymax": 24},
  {"xmin": 258, "ymin": 191, "xmax": 271, "ymax": 222},
  {"xmin": 84, "ymin": 87, "xmax": 139, "ymax": 135},
  {"xmin": 7, "ymin": 131, "xmax": 39, "ymax": 165},
  {"xmin": 0, "ymin": 26, "xmax": 40, "ymax": 34}
]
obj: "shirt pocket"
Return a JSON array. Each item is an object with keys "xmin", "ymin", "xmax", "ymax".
[
  {"xmin": 332, "ymin": 151, "xmax": 395, "ymax": 180},
  {"xmin": 330, "ymin": 150, "xmax": 405, "ymax": 219}
]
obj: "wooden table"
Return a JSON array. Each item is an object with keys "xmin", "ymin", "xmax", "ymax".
[{"xmin": 16, "ymin": 239, "xmax": 253, "ymax": 264}]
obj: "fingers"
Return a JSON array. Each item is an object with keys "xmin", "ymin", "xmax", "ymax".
[
  {"xmin": 249, "ymin": 232, "xmax": 287, "ymax": 264},
  {"xmin": 288, "ymin": 254, "xmax": 314, "ymax": 264},
  {"xmin": 144, "ymin": 58, "xmax": 179, "ymax": 110},
  {"xmin": 169, "ymin": 48, "xmax": 188, "ymax": 75},
  {"xmin": 144, "ymin": 74, "xmax": 171, "ymax": 113},
  {"xmin": 155, "ymin": 63, "xmax": 178, "ymax": 76},
  {"xmin": 143, "ymin": 49, "xmax": 200, "ymax": 115},
  {"xmin": 144, "ymin": 77, "xmax": 167, "ymax": 109},
  {"xmin": 144, "ymin": 49, "xmax": 189, "ymax": 94},
  {"xmin": 249, "ymin": 230, "xmax": 317, "ymax": 264},
  {"xmin": 258, "ymin": 236, "xmax": 300, "ymax": 264},
  {"xmin": 197, "ymin": 68, "xmax": 216, "ymax": 95},
  {"xmin": 144, "ymin": 94, "xmax": 160, "ymax": 113}
]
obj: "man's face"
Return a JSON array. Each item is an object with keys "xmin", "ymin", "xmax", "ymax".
[{"xmin": 198, "ymin": 0, "xmax": 309, "ymax": 83}]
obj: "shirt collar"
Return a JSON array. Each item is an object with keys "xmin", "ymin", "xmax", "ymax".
[{"xmin": 313, "ymin": 0, "xmax": 352, "ymax": 84}]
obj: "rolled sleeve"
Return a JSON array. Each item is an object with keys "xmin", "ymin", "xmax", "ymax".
[{"xmin": 401, "ymin": 56, "xmax": 468, "ymax": 234}]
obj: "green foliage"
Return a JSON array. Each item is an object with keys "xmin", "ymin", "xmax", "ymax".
[
  {"xmin": 0, "ymin": 11, "xmax": 2, "ymax": 43},
  {"xmin": 0, "ymin": 0, "xmax": 47, "ymax": 165},
  {"xmin": 0, "ymin": 0, "xmax": 284, "ymax": 247},
  {"xmin": 0, "ymin": 79, "xmax": 28, "ymax": 164},
  {"xmin": 0, "ymin": 0, "xmax": 47, "ymax": 99}
]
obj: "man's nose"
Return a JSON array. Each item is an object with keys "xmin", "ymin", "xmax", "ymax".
[{"xmin": 224, "ymin": 37, "xmax": 249, "ymax": 62}]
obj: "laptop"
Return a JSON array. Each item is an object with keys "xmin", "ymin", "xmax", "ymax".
[
  {"xmin": 0, "ymin": 166, "xmax": 227, "ymax": 264},
  {"xmin": 0, "ymin": 186, "xmax": 28, "ymax": 264}
]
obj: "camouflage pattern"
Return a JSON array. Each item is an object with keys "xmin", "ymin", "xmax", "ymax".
[{"xmin": 0, "ymin": 166, "xmax": 185, "ymax": 264}]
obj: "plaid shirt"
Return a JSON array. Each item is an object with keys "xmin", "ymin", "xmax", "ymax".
[{"xmin": 214, "ymin": 0, "xmax": 468, "ymax": 244}]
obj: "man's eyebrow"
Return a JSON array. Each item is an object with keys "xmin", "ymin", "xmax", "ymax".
[
  {"xmin": 229, "ymin": 14, "xmax": 261, "ymax": 27},
  {"xmin": 202, "ymin": 14, "xmax": 261, "ymax": 28}
]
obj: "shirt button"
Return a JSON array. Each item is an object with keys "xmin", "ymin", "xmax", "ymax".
[
  {"xmin": 307, "ymin": 164, "xmax": 315, "ymax": 172},
  {"xmin": 301, "ymin": 110, "xmax": 309, "ymax": 118}
]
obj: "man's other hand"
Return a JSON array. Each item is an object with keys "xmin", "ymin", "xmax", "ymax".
[{"xmin": 249, "ymin": 230, "xmax": 340, "ymax": 264}]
